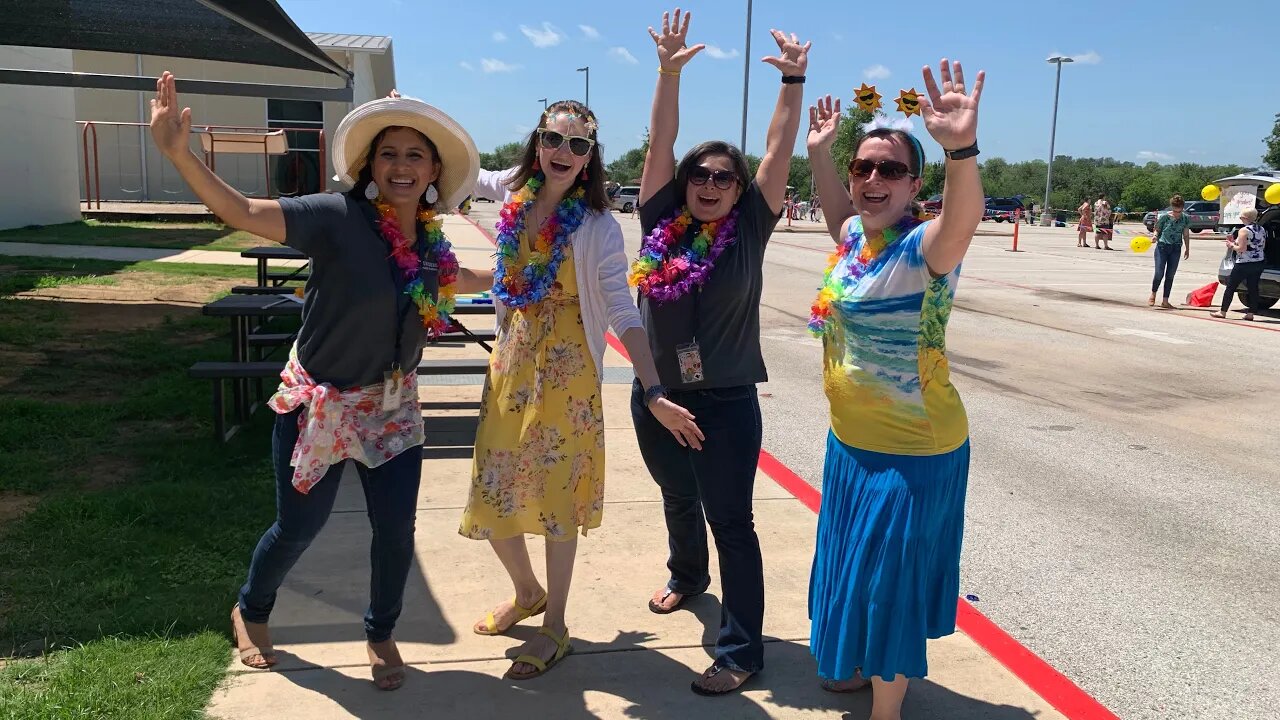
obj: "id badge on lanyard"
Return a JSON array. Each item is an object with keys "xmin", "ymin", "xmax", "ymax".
[{"xmin": 675, "ymin": 289, "xmax": 704, "ymax": 384}]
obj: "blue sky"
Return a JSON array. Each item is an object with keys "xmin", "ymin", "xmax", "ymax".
[{"xmin": 280, "ymin": 0, "xmax": 1277, "ymax": 169}]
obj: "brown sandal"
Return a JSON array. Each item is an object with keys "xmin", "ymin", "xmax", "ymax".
[
  {"xmin": 367, "ymin": 640, "xmax": 406, "ymax": 691},
  {"xmin": 648, "ymin": 588, "xmax": 699, "ymax": 615},
  {"xmin": 230, "ymin": 605, "xmax": 277, "ymax": 669}
]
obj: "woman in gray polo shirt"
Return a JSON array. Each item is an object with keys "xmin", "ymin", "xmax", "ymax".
[
  {"xmin": 630, "ymin": 11, "xmax": 809, "ymax": 696},
  {"xmin": 149, "ymin": 72, "xmax": 492, "ymax": 691}
]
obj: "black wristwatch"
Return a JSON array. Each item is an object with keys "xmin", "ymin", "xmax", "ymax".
[
  {"xmin": 643, "ymin": 384, "xmax": 668, "ymax": 408},
  {"xmin": 781, "ymin": 75, "xmax": 806, "ymax": 85},
  {"xmin": 944, "ymin": 142, "xmax": 980, "ymax": 161}
]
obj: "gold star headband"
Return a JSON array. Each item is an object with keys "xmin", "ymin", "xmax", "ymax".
[{"xmin": 544, "ymin": 110, "xmax": 598, "ymax": 133}]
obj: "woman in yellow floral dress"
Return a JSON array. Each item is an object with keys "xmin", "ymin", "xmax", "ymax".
[{"xmin": 459, "ymin": 101, "xmax": 703, "ymax": 681}]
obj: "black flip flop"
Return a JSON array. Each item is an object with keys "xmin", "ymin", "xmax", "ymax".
[
  {"xmin": 648, "ymin": 589, "xmax": 699, "ymax": 615},
  {"xmin": 690, "ymin": 665, "xmax": 755, "ymax": 696}
]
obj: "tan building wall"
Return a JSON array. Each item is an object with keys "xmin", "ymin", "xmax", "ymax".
[
  {"xmin": 0, "ymin": 46, "xmax": 81, "ymax": 230},
  {"xmin": 74, "ymin": 47, "xmax": 393, "ymax": 204}
]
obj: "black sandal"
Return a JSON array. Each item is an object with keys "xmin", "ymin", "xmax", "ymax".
[
  {"xmin": 648, "ymin": 588, "xmax": 699, "ymax": 615},
  {"xmin": 690, "ymin": 664, "xmax": 755, "ymax": 696}
]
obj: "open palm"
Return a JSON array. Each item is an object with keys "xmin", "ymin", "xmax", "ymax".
[
  {"xmin": 149, "ymin": 72, "xmax": 192, "ymax": 159},
  {"xmin": 649, "ymin": 8, "xmax": 705, "ymax": 71},
  {"xmin": 807, "ymin": 95, "xmax": 841, "ymax": 152},
  {"xmin": 919, "ymin": 59, "xmax": 984, "ymax": 151},
  {"xmin": 761, "ymin": 29, "xmax": 810, "ymax": 76}
]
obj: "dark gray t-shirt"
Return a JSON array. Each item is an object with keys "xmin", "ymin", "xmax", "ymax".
[
  {"xmin": 638, "ymin": 179, "xmax": 780, "ymax": 390},
  {"xmin": 279, "ymin": 192, "xmax": 438, "ymax": 390}
]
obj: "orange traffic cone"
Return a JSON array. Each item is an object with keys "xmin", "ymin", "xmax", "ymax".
[{"xmin": 1185, "ymin": 281, "xmax": 1218, "ymax": 307}]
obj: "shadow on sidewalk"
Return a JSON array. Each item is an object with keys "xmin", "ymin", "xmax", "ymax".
[{"xmin": 268, "ymin": 635, "xmax": 1040, "ymax": 719}]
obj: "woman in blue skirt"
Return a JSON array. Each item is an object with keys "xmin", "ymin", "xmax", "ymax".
[{"xmin": 804, "ymin": 59, "xmax": 987, "ymax": 720}]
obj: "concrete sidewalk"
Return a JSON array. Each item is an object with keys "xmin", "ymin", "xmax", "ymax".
[{"xmin": 201, "ymin": 214, "xmax": 1070, "ymax": 719}]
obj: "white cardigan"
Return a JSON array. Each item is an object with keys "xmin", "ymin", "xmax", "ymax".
[{"xmin": 473, "ymin": 168, "xmax": 644, "ymax": 375}]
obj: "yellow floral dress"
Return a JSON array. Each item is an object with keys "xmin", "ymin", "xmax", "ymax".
[{"xmin": 460, "ymin": 243, "xmax": 606, "ymax": 541}]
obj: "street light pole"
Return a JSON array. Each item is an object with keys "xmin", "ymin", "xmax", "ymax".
[
  {"xmin": 538, "ymin": 97, "xmax": 548, "ymax": 110},
  {"xmin": 1043, "ymin": 55, "xmax": 1074, "ymax": 222},
  {"xmin": 740, "ymin": 0, "xmax": 753, "ymax": 152},
  {"xmin": 576, "ymin": 66, "xmax": 589, "ymax": 108}
]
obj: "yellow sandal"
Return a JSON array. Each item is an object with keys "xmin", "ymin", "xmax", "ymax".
[
  {"xmin": 505, "ymin": 626, "xmax": 572, "ymax": 680},
  {"xmin": 474, "ymin": 593, "xmax": 547, "ymax": 636}
]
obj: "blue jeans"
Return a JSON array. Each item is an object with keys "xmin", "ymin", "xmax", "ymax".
[
  {"xmin": 238, "ymin": 408, "xmax": 422, "ymax": 642},
  {"xmin": 631, "ymin": 381, "xmax": 765, "ymax": 673},
  {"xmin": 1152, "ymin": 243, "xmax": 1182, "ymax": 299}
]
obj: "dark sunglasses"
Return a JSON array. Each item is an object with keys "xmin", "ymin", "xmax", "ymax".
[
  {"xmin": 537, "ymin": 129, "xmax": 595, "ymax": 157},
  {"xmin": 688, "ymin": 166, "xmax": 739, "ymax": 190},
  {"xmin": 848, "ymin": 158, "xmax": 914, "ymax": 181}
]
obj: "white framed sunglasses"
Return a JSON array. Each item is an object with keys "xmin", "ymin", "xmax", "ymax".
[{"xmin": 537, "ymin": 129, "xmax": 595, "ymax": 157}]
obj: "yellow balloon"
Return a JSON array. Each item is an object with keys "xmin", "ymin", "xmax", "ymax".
[
  {"xmin": 1265, "ymin": 184, "xmax": 1280, "ymax": 205},
  {"xmin": 1201, "ymin": 184, "xmax": 1220, "ymax": 201},
  {"xmin": 1130, "ymin": 236, "xmax": 1153, "ymax": 253}
]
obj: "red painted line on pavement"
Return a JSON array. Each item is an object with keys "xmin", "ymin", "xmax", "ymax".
[{"xmin": 757, "ymin": 449, "xmax": 821, "ymax": 513}]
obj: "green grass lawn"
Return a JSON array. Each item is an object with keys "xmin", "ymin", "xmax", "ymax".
[
  {"xmin": 0, "ymin": 219, "xmax": 268, "ymax": 252},
  {"xmin": 0, "ymin": 269, "xmax": 279, "ymax": 717},
  {"xmin": 0, "ymin": 256, "xmax": 258, "ymax": 297}
]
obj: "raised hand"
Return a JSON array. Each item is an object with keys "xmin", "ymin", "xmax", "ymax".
[
  {"xmin": 807, "ymin": 95, "xmax": 842, "ymax": 152},
  {"xmin": 650, "ymin": 397, "xmax": 705, "ymax": 450},
  {"xmin": 761, "ymin": 29, "xmax": 810, "ymax": 76},
  {"xmin": 648, "ymin": 8, "xmax": 705, "ymax": 71},
  {"xmin": 919, "ymin": 59, "xmax": 984, "ymax": 152},
  {"xmin": 149, "ymin": 72, "xmax": 192, "ymax": 160}
]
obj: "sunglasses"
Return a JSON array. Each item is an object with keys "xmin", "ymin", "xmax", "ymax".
[
  {"xmin": 537, "ymin": 129, "xmax": 595, "ymax": 157},
  {"xmin": 688, "ymin": 166, "xmax": 739, "ymax": 190},
  {"xmin": 848, "ymin": 158, "xmax": 914, "ymax": 181}
]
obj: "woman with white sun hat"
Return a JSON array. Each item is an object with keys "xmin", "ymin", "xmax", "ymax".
[{"xmin": 149, "ymin": 71, "xmax": 491, "ymax": 690}]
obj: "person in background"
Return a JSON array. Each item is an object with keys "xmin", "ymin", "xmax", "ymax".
[
  {"xmin": 1211, "ymin": 207, "xmax": 1267, "ymax": 320},
  {"xmin": 1149, "ymin": 194, "xmax": 1192, "ymax": 308},
  {"xmin": 1093, "ymin": 193, "xmax": 1114, "ymax": 250},
  {"xmin": 1076, "ymin": 196, "xmax": 1094, "ymax": 247}
]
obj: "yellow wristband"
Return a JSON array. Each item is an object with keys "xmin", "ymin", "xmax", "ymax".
[{"xmin": 658, "ymin": 67, "xmax": 681, "ymax": 77}]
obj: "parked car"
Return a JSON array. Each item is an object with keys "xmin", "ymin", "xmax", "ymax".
[
  {"xmin": 1214, "ymin": 172, "xmax": 1280, "ymax": 310},
  {"xmin": 612, "ymin": 186, "xmax": 640, "ymax": 213},
  {"xmin": 1143, "ymin": 201, "xmax": 1218, "ymax": 233},
  {"xmin": 983, "ymin": 196, "xmax": 1024, "ymax": 222},
  {"xmin": 921, "ymin": 194, "xmax": 942, "ymax": 216}
]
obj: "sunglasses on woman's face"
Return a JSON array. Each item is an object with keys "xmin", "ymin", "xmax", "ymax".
[
  {"xmin": 538, "ymin": 129, "xmax": 595, "ymax": 157},
  {"xmin": 689, "ymin": 166, "xmax": 739, "ymax": 190},
  {"xmin": 848, "ymin": 158, "xmax": 913, "ymax": 181}
]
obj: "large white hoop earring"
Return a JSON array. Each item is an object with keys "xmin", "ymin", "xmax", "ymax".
[{"xmin": 364, "ymin": 181, "xmax": 379, "ymax": 201}]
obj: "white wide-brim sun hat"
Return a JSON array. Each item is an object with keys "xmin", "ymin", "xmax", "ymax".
[{"xmin": 331, "ymin": 96, "xmax": 479, "ymax": 209}]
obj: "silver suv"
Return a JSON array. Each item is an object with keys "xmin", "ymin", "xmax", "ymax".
[
  {"xmin": 612, "ymin": 186, "xmax": 640, "ymax": 213},
  {"xmin": 1143, "ymin": 201, "xmax": 1219, "ymax": 233}
]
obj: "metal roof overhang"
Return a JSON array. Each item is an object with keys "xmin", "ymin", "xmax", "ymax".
[{"xmin": 0, "ymin": 0, "xmax": 353, "ymax": 101}]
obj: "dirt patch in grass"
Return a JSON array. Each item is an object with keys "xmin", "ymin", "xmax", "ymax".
[
  {"xmin": 16, "ymin": 271, "xmax": 235, "ymax": 307},
  {"xmin": 0, "ymin": 492, "xmax": 39, "ymax": 525}
]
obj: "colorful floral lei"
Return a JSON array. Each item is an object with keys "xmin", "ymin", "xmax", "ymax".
[
  {"xmin": 628, "ymin": 207, "xmax": 740, "ymax": 303},
  {"xmin": 372, "ymin": 197, "xmax": 458, "ymax": 338},
  {"xmin": 492, "ymin": 174, "xmax": 589, "ymax": 308},
  {"xmin": 807, "ymin": 214, "xmax": 924, "ymax": 336}
]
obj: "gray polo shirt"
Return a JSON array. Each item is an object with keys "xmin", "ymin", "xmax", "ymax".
[
  {"xmin": 638, "ymin": 179, "xmax": 780, "ymax": 390},
  {"xmin": 279, "ymin": 192, "xmax": 439, "ymax": 390}
]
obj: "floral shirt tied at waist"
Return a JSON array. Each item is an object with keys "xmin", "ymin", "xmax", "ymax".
[{"xmin": 268, "ymin": 346, "xmax": 424, "ymax": 493}]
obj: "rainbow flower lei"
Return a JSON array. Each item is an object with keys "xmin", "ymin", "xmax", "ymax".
[
  {"xmin": 807, "ymin": 214, "xmax": 924, "ymax": 336},
  {"xmin": 372, "ymin": 197, "xmax": 458, "ymax": 338},
  {"xmin": 492, "ymin": 174, "xmax": 589, "ymax": 308},
  {"xmin": 628, "ymin": 207, "xmax": 739, "ymax": 303}
]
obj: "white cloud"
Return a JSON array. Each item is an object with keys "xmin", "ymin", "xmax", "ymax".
[
  {"xmin": 863, "ymin": 64, "xmax": 890, "ymax": 80},
  {"xmin": 832, "ymin": 32, "xmax": 844, "ymax": 41},
  {"xmin": 520, "ymin": 22, "xmax": 564, "ymax": 48},
  {"xmin": 579, "ymin": 25, "xmax": 600, "ymax": 40},
  {"xmin": 1137, "ymin": 150, "xmax": 1173, "ymax": 162},
  {"xmin": 459, "ymin": 61, "xmax": 474, "ymax": 71},
  {"xmin": 481, "ymin": 58, "xmax": 520, "ymax": 73},
  {"xmin": 1073, "ymin": 51, "xmax": 1102, "ymax": 65},
  {"xmin": 492, "ymin": 31, "xmax": 507, "ymax": 42},
  {"xmin": 609, "ymin": 46, "xmax": 638, "ymax": 65},
  {"xmin": 704, "ymin": 45, "xmax": 739, "ymax": 60}
]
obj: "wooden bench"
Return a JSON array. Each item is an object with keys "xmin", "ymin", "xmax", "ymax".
[{"xmin": 191, "ymin": 358, "xmax": 491, "ymax": 441}]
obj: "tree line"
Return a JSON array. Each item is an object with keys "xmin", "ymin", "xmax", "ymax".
[{"xmin": 480, "ymin": 108, "xmax": 1279, "ymax": 213}]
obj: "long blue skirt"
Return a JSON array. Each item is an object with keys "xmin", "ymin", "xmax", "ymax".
[{"xmin": 809, "ymin": 430, "xmax": 970, "ymax": 682}]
